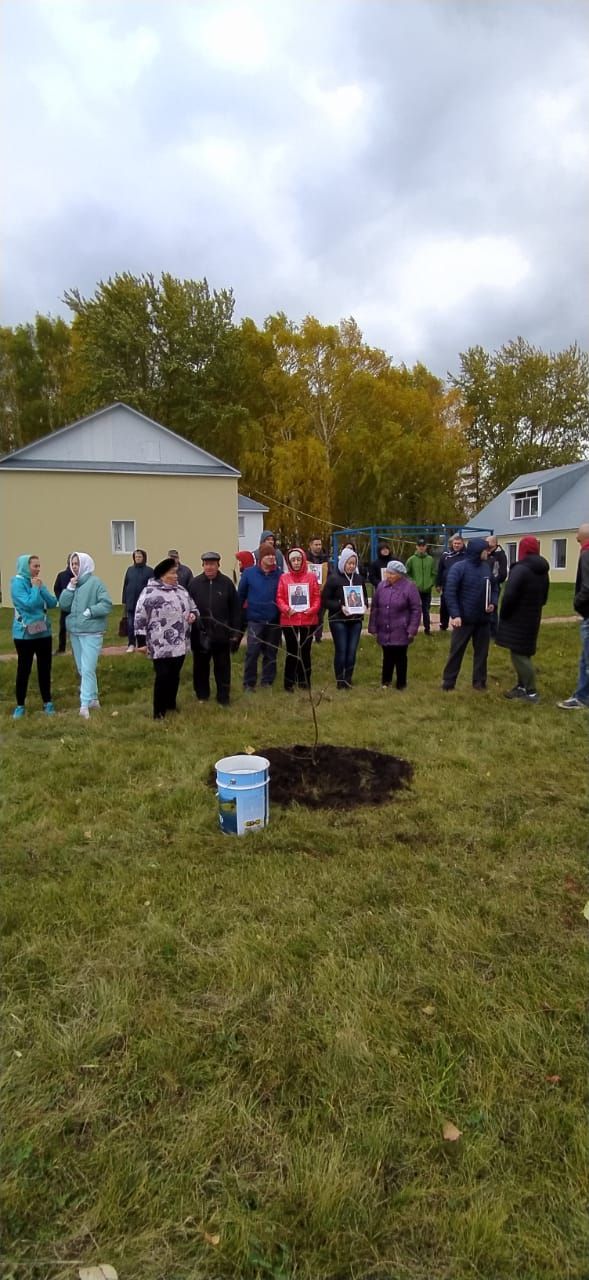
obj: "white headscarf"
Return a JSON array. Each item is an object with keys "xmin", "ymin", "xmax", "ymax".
[{"xmin": 73, "ymin": 552, "xmax": 95, "ymax": 577}]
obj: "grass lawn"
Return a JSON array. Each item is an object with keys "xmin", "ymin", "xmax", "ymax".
[{"xmin": 1, "ymin": 619, "xmax": 587, "ymax": 1280}]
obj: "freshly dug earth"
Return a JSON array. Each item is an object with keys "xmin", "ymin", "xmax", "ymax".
[{"xmin": 261, "ymin": 743, "xmax": 413, "ymax": 809}]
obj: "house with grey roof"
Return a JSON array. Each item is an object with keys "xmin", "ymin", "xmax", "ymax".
[
  {"xmin": 0, "ymin": 402, "xmax": 246, "ymax": 601},
  {"xmin": 464, "ymin": 460, "xmax": 589, "ymax": 582},
  {"xmin": 238, "ymin": 493, "xmax": 269, "ymax": 552}
]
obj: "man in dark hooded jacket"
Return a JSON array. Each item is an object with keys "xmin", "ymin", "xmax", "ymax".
[{"xmin": 441, "ymin": 538, "xmax": 498, "ymax": 691}]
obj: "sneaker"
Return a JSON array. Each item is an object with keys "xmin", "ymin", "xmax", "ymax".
[
  {"xmin": 473, "ymin": 684, "xmax": 487, "ymax": 692},
  {"xmin": 441, "ymin": 685, "xmax": 455, "ymax": 692},
  {"xmin": 126, "ymin": 645, "xmax": 135, "ymax": 653},
  {"xmin": 79, "ymin": 706, "xmax": 90, "ymax": 720},
  {"xmin": 88, "ymin": 700, "xmax": 101, "ymax": 709},
  {"xmin": 557, "ymin": 696, "xmax": 587, "ymax": 710},
  {"xmin": 12, "ymin": 705, "xmax": 25, "ymax": 719},
  {"xmin": 381, "ymin": 684, "xmax": 391, "ymax": 690},
  {"xmin": 43, "ymin": 702, "xmax": 56, "ymax": 716},
  {"xmin": 504, "ymin": 685, "xmax": 528, "ymax": 700},
  {"xmin": 524, "ymin": 691, "xmax": 540, "ymax": 702}
]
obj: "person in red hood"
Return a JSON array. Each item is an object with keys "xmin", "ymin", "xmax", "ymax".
[{"xmin": 276, "ymin": 547, "xmax": 321, "ymax": 691}]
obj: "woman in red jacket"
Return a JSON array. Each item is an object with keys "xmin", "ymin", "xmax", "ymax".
[{"xmin": 276, "ymin": 548, "xmax": 321, "ymax": 691}]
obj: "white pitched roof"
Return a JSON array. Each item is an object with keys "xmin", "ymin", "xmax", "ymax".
[{"xmin": 0, "ymin": 403, "xmax": 240, "ymax": 477}]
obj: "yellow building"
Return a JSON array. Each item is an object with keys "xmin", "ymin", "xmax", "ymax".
[
  {"xmin": 464, "ymin": 461, "xmax": 589, "ymax": 583},
  {"xmin": 0, "ymin": 403, "xmax": 241, "ymax": 602}
]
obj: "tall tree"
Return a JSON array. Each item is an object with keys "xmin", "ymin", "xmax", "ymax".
[
  {"xmin": 451, "ymin": 339, "xmax": 589, "ymax": 507},
  {"xmin": 64, "ymin": 272, "xmax": 244, "ymax": 461},
  {"xmin": 0, "ymin": 316, "xmax": 72, "ymax": 452}
]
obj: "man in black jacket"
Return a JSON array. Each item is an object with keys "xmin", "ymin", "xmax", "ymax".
[
  {"xmin": 167, "ymin": 549, "xmax": 193, "ymax": 590},
  {"xmin": 558, "ymin": 523, "xmax": 589, "ymax": 709},
  {"xmin": 53, "ymin": 555, "xmax": 73, "ymax": 654},
  {"xmin": 486, "ymin": 536, "xmax": 508, "ymax": 638},
  {"xmin": 187, "ymin": 553, "xmax": 241, "ymax": 705},
  {"xmin": 307, "ymin": 536, "xmax": 329, "ymax": 641},
  {"xmin": 435, "ymin": 534, "xmax": 465, "ymax": 631}
]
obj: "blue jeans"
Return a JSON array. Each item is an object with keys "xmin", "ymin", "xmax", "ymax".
[
  {"xmin": 70, "ymin": 632, "xmax": 103, "ymax": 706},
  {"xmin": 573, "ymin": 618, "xmax": 589, "ymax": 704},
  {"xmin": 329, "ymin": 620, "xmax": 362, "ymax": 686}
]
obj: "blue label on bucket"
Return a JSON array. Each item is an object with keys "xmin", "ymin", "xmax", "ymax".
[{"xmin": 215, "ymin": 755, "xmax": 270, "ymax": 836}]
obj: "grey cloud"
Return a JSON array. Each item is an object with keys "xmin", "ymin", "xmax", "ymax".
[{"xmin": 1, "ymin": 0, "xmax": 587, "ymax": 377}]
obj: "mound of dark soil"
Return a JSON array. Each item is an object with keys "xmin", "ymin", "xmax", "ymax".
[{"xmin": 261, "ymin": 743, "xmax": 413, "ymax": 809}]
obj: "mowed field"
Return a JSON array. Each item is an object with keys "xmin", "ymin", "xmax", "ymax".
[{"xmin": 1, "ymin": 609, "xmax": 587, "ymax": 1280}]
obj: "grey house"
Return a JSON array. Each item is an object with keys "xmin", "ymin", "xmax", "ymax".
[{"xmin": 464, "ymin": 460, "xmax": 589, "ymax": 582}]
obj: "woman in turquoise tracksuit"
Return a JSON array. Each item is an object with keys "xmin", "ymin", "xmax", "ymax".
[
  {"xmin": 11, "ymin": 554, "xmax": 58, "ymax": 718},
  {"xmin": 59, "ymin": 552, "xmax": 113, "ymax": 719}
]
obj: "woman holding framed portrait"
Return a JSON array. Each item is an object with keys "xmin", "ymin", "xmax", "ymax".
[
  {"xmin": 322, "ymin": 550, "xmax": 368, "ymax": 689},
  {"xmin": 276, "ymin": 548, "xmax": 321, "ymax": 691}
]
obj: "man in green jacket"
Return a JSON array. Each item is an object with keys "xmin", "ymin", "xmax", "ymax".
[{"xmin": 406, "ymin": 538, "xmax": 436, "ymax": 635}]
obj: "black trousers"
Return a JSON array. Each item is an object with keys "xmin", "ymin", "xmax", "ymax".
[
  {"xmin": 439, "ymin": 593, "xmax": 449, "ymax": 631},
  {"xmin": 420, "ymin": 590, "xmax": 432, "ymax": 633},
  {"xmin": 442, "ymin": 622, "xmax": 490, "ymax": 689},
  {"xmin": 153, "ymin": 655, "xmax": 184, "ymax": 719},
  {"xmin": 193, "ymin": 642, "xmax": 232, "ymax": 704},
  {"xmin": 381, "ymin": 644, "xmax": 408, "ymax": 689},
  {"xmin": 14, "ymin": 636, "xmax": 53, "ymax": 706},
  {"xmin": 57, "ymin": 611, "xmax": 68, "ymax": 652},
  {"xmin": 283, "ymin": 625, "xmax": 313, "ymax": 690}
]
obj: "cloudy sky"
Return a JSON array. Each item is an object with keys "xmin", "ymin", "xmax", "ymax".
[{"xmin": 2, "ymin": 0, "xmax": 588, "ymax": 375}]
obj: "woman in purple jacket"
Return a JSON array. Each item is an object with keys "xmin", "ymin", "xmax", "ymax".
[{"xmin": 368, "ymin": 559, "xmax": 421, "ymax": 689}]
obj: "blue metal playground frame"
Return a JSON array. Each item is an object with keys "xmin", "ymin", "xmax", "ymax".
[{"xmin": 332, "ymin": 524, "xmax": 493, "ymax": 564}]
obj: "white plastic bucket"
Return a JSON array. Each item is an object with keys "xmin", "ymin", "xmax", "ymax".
[{"xmin": 215, "ymin": 754, "xmax": 270, "ymax": 835}]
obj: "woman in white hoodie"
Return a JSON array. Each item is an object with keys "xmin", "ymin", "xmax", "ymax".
[{"xmin": 59, "ymin": 552, "xmax": 112, "ymax": 718}]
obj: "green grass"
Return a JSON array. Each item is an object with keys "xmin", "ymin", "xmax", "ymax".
[{"xmin": 1, "ymin": 625, "xmax": 587, "ymax": 1280}]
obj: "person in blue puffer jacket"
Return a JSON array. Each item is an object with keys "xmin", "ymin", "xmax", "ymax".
[
  {"xmin": 441, "ymin": 538, "xmax": 498, "ymax": 692},
  {"xmin": 11, "ymin": 554, "xmax": 58, "ymax": 718},
  {"xmin": 59, "ymin": 552, "xmax": 113, "ymax": 719}
]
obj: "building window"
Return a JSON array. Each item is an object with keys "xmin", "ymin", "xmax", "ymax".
[
  {"xmin": 510, "ymin": 488, "xmax": 541, "ymax": 519},
  {"xmin": 238, "ymin": 515, "xmax": 245, "ymax": 537},
  {"xmin": 111, "ymin": 520, "xmax": 136, "ymax": 554},
  {"xmin": 552, "ymin": 538, "xmax": 567, "ymax": 569},
  {"xmin": 506, "ymin": 541, "xmax": 518, "ymax": 568}
]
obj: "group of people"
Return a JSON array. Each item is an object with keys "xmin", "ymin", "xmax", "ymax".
[{"xmin": 9, "ymin": 523, "xmax": 589, "ymax": 719}]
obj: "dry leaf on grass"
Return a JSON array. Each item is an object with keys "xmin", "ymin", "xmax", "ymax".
[
  {"xmin": 545, "ymin": 1074, "xmax": 562, "ymax": 1084},
  {"xmin": 421, "ymin": 1005, "xmax": 435, "ymax": 1016},
  {"xmin": 442, "ymin": 1121, "xmax": 462, "ymax": 1142},
  {"xmin": 245, "ymin": 745, "xmax": 256, "ymax": 755},
  {"xmin": 583, "ymin": 901, "xmax": 589, "ymax": 921},
  {"xmin": 84, "ymin": 831, "xmax": 92, "ymax": 840},
  {"xmin": 203, "ymin": 1232, "xmax": 220, "ymax": 1246},
  {"xmin": 79, "ymin": 1266, "xmax": 118, "ymax": 1280}
]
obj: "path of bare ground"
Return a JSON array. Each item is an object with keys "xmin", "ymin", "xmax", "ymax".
[{"xmin": 0, "ymin": 615, "xmax": 576, "ymax": 661}]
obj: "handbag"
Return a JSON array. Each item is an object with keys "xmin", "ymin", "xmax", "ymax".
[
  {"xmin": 25, "ymin": 618, "xmax": 47, "ymax": 636},
  {"xmin": 118, "ymin": 614, "xmax": 129, "ymax": 638}
]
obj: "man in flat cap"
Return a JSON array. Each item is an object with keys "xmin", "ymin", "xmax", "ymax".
[{"xmin": 187, "ymin": 553, "xmax": 241, "ymax": 706}]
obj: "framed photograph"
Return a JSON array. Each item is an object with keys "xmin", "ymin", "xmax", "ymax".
[
  {"xmin": 308, "ymin": 561, "xmax": 326, "ymax": 586},
  {"xmin": 288, "ymin": 582, "xmax": 310, "ymax": 612},
  {"xmin": 343, "ymin": 584, "xmax": 365, "ymax": 614}
]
